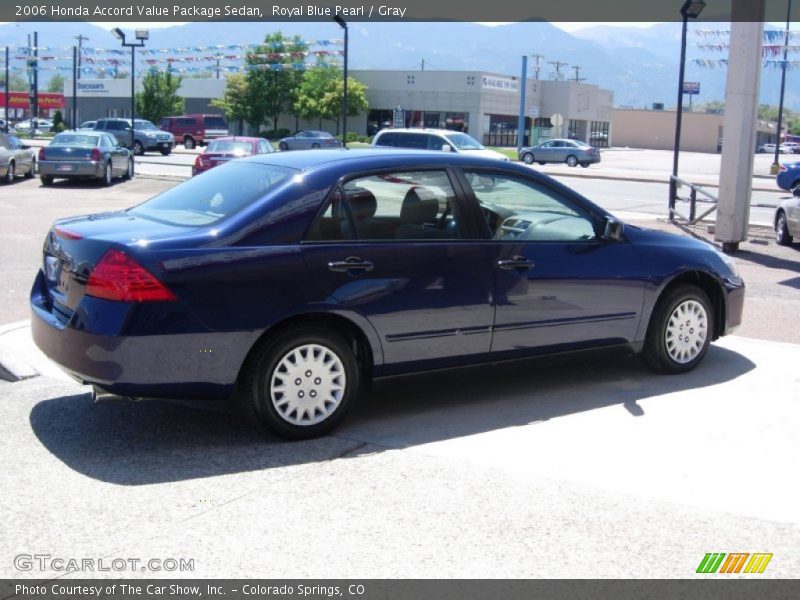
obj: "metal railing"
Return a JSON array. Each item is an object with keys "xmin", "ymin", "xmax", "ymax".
[{"xmin": 668, "ymin": 175, "xmax": 719, "ymax": 224}]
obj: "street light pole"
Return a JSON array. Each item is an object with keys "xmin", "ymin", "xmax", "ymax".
[
  {"xmin": 111, "ymin": 28, "xmax": 148, "ymax": 176},
  {"xmin": 670, "ymin": 0, "xmax": 706, "ymax": 221},
  {"xmin": 334, "ymin": 15, "xmax": 348, "ymax": 148},
  {"xmin": 771, "ymin": 0, "xmax": 792, "ymax": 173}
]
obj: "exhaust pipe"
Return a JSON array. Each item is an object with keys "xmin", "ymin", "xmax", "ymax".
[{"xmin": 91, "ymin": 386, "xmax": 134, "ymax": 403}]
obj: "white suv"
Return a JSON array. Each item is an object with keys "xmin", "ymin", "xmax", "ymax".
[{"xmin": 372, "ymin": 128, "xmax": 509, "ymax": 161}]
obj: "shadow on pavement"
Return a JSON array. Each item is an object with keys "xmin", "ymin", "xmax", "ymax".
[{"xmin": 29, "ymin": 345, "xmax": 755, "ymax": 486}]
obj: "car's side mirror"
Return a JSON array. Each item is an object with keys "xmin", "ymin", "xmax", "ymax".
[
  {"xmin": 441, "ymin": 144, "xmax": 452, "ymax": 152},
  {"xmin": 603, "ymin": 217, "xmax": 623, "ymax": 241}
]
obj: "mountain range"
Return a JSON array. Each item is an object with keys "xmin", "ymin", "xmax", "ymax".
[{"xmin": 1, "ymin": 20, "xmax": 796, "ymax": 111}]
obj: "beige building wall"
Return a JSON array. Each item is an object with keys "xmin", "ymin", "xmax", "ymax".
[{"xmin": 612, "ymin": 108, "xmax": 779, "ymax": 153}]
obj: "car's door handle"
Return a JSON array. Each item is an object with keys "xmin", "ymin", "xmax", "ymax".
[
  {"xmin": 497, "ymin": 256, "xmax": 534, "ymax": 271},
  {"xmin": 328, "ymin": 257, "xmax": 374, "ymax": 273}
]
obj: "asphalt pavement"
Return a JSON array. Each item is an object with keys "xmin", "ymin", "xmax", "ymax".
[{"xmin": 1, "ymin": 144, "xmax": 799, "ymax": 579}]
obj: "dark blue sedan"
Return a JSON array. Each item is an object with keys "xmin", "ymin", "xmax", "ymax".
[
  {"xmin": 31, "ymin": 149, "xmax": 745, "ymax": 439},
  {"xmin": 776, "ymin": 161, "xmax": 800, "ymax": 192}
]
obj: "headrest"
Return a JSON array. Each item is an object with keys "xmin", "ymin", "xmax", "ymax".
[
  {"xmin": 400, "ymin": 187, "xmax": 438, "ymax": 224},
  {"xmin": 346, "ymin": 188, "xmax": 378, "ymax": 220}
]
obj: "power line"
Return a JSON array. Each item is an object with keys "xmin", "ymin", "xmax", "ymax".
[
  {"xmin": 571, "ymin": 65, "xmax": 585, "ymax": 83},
  {"xmin": 548, "ymin": 60, "xmax": 568, "ymax": 80},
  {"xmin": 74, "ymin": 34, "xmax": 88, "ymax": 80},
  {"xmin": 530, "ymin": 54, "xmax": 545, "ymax": 80}
]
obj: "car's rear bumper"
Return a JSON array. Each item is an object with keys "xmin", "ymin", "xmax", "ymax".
[
  {"xmin": 38, "ymin": 160, "xmax": 103, "ymax": 178},
  {"xmin": 29, "ymin": 269, "xmax": 254, "ymax": 400}
]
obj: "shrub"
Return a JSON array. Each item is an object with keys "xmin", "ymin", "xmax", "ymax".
[{"xmin": 259, "ymin": 128, "xmax": 292, "ymax": 141}]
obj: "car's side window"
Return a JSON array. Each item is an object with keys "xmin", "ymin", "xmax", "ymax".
[
  {"xmin": 305, "ymin": 171, "xmax": 462, "ymax": 242},
  {"xmin": 465, "ymin": 170, "xmax": 598, "ymax": 242}
]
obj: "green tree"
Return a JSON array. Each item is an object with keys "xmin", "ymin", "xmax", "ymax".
[
  {"xmin": 246, "ymin": 32, "xmax": 308, "ymax": 131},
  {"xmin": 294, "ymin": 62, "xmax": 369, "ymax": 133},
  {"xmin": 135, "ymin": 70, "xmax": 184, "ymax": 124},
  {"xmin": 210, "ymin": 73, "xmax": 254, "ymax": 133},
  {"xmin": 1, "ymin": 73, "xmax": 28, "ymax": 92},
  {"xmin": 46, "ymin": 74, "xmax": 65, "ymax": 93}
]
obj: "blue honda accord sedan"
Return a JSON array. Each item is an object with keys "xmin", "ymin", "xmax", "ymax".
[{"xmin": 31, "ymin": 149, "xmax": 744, "ymax": 439}]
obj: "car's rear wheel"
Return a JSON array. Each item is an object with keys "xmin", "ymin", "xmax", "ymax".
[
  {"xmin": 4, "ymin": 161, "xmax": 14, "ymax": 184},
  {"xmin": 244, "ymin": 328, "xmax": 360, "ymax": 439},
  {"xmin": 643, "ymin": 284, "xmax": 712, "ymax": 374},
  {"xmin": 184, "ymin": 136, "xmax": 196, "ymax": 150},
  {"xmin": 580, "ymin": 162, "xmax": 590, "ymax": 168},
  {"xmin": 25, "ymin": 158, "xmax": 35, "ymax": 178},
  {"xmin": 279, "ymin": 142, "xmax": 288, "ymax": 151},
  {"xmin": 40, "ymin": 175, "xmax": 53, "ymax": 186},
  {"xmin": 311, "ymin": 143, "xmax": 321, "ymax": 149},
  {"xmin": 122, "ymin": 158, "xmax": 133, "ymax": 180},
  {"xmin": 776, "ymin": 211, "xmax": 793, "ymax": 245},
  {"xmin": 100, "ymin": 161, "xmax": 112, "ymax": 186},
  {"xmin": 538, "ymin": 161, "xmax": 546, "ymax": 165},
  {"xmin": 566, "ymin": 155, "xmax": 578, "ymax": 167},
  {"xmin": 522, "ymin": 153, "xmax": 534, "ymax": 165},
  {"xmin": 133, "ymin": 141, "xmax": 144, "ymax": 156}
]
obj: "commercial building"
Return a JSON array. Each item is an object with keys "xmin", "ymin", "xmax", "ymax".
[{"xmin": 63, "ymin": 70, "xmax": 615, "ymax": 147}]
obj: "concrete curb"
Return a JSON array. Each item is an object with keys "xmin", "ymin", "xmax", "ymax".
[{"xmin": 0, "ymin": 321, "xmax": 37, "ymax": 382}]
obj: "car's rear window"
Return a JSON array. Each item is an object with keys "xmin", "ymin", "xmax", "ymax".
[
  {"xmin": 203, "ymin": 116, "xmax": 228, "ymax": 128},
  {"xmin": 207, "ymin": 140, "xmax": 253, "ymax": 155},
  {"xmin": 52, "ymin": 134, "xmax": 101, "ymax": 147},
  {"xmin": 128, "ymin": 162, "xmax": 294, "ymax": 226}
]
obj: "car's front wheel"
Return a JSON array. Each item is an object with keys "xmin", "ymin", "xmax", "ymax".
[
  {"xmin": 160, "ymin": 148, "xmax": 171, "ymax": 156},
  {"xmin": 643, "ymin": 284, "xmax": 712, "ymax": 374},
  {"xmin": 776, "ymin": 211, "xmax": 793, "ymax": 245},
  {"xmin": 133, "ymin": 141, "xmax": 144, "ymax": 156},
  {"xmin": 25, "ymin": 158, "xmax": 35, "ymax": 178},
  {"xmin": 244, "ymin": 328, "xmax": 360, "ymax": 439},
  {"xmin": 279, "ymin": 142, "xmax": 288, "ymax": 151},
  {"xmin": 522, "ymin": 153, "xmax": 534, "ymax": 165}
]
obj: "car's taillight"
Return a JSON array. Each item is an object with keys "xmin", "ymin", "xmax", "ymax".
[
  {"xmin": 90, "ymin": 148, "xmax": 101, "ymax": 161},
  {"xmin": 86, "ymin": 248, "xmax": 176, "ymax": 302},
  {"xmin": 194, "ymin": 154, "xmax": 209, "ymax": 169},
  {"xmin": 38, "ymin": 147, "xmax": 45, "ymax": 160}
]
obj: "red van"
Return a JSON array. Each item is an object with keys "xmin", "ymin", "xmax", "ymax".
[{"xmin": 158, "ymin": 114, "xmax": 229, "ymax": 149}]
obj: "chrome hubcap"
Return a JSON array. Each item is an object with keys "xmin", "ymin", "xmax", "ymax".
[
  {"xmin": 270, "ymin": 343, "xmax": 346, "ymax": 426},
  {"xmin": 665, "ymin": 300, "xmax": 708, "ymax": 364},
  {"xmin": 777, "ymin": 215, "xmax": 786, "ymax": 240}
]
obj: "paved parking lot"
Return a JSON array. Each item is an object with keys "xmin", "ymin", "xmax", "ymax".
[{"xmin": 1, "ymin": 151, "xmax": 799, "ymax": 579}]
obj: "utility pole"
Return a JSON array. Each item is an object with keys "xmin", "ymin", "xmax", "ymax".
[
  {"xmin": 74, "ymin": 34, "xmax": 88, "ymax": 80},
  {"xmin": 531, "ymin": 54, "xmax": 544, "ymax": 80},
  {"xmin": 421, "ymin": 58, "xmax": 425, "ymax": 71},
  {"xmin": 571, "ymin": 65, "xmax": 585, "ymax": 83},
  {"xmin": 548, "ymin": 60, "xmax": 568, "ymax": 81}
]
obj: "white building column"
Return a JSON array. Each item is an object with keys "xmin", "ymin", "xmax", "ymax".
[{"xmin": 715, "ymin": 0, "xmax": 766, "ymax": 252}]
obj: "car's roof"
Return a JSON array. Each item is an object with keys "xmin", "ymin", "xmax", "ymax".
[
  {"xmin": 375, "ymin": 128, "xmax": 462, "ymax": 136},
  {"xmin": 245, "ymin": 147, "xmax": 515, "ymax": 171}
]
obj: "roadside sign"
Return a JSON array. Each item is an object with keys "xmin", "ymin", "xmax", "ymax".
[{"xmin": 683, "ymin": 82, "xmax": 701, "ymax": 95}]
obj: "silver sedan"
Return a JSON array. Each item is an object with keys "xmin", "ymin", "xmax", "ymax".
[
  {"xmin": 0, "ymin": 133, "xmax": 37, "ymax": 184},
  {"xmin": 519, "ymin": 138, "xmax": 601, "ymax": 168},
  {"xmin": 278, "ymin": 130, "xmax": 342, "ymax": 151},
  {"xmin": 775, "ymin": 189, "xmax": 800, "ymax": 245}
]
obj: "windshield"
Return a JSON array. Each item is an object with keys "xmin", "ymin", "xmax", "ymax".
[
  {"xmin": 52, "ymin": 133, "xmax": 101, "ymax": 147},
  {"xmin": 444, "ymin": 133, "xmax": 485, "ymax": 150},
  {"xmin": 134, "ymin": 120, "xmax": 158, "ymax": 130},
  {"xmin": 207, "ymin": 140, "xmax": 253, "ymax": 155},
  {"xmin": 128, "ymin": 162, "xmax": 294, "ymax": 227}
]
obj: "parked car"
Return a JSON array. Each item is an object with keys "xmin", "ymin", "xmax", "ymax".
[
  {"xmin": 37, "ymin": 131, "xmax": 132, "ymax": 186},
  {"xmin": 518, "ymin": 139, "xmax": 601, "ymax": 167},
  {"xmin": 30, "ymin": 149, "xmax": 744, "ymax": 439},
  {"xmin": 192, "ymin": 136, "xmax": 275, "ymax": 176},
  {"xmin": 79, "ymin": 120, "xmax": 97, "ymax": 130},
  {"xmin": 775, "ymin": 185, "xmax": 800, "ymax": 245},
  {"xmin": 93, "ymin": 118, "xmax": 175, "ymax": 156},
  {"xmin": 758, "ymin": 143, "xmax": 793, "ymax": 154},
  {"xmin": 278, "ymin": 130, "xmax": 342, "ymax": 151},
  {"xmin": 781, "ymin": 142, "xmax": 800, "ymax": 154},
  {"xmin": 14, "ymin": 118, "xmax": 54, "ymax": 134},
  {"xmin": 158, "ymin": 114, "xmax": 229, "ymax": 149},
  {"xmin": 776, "ymin": 161, "xmax": 800, "ymax": 192},
  {"xmin": 372, "ymin": 128, "xmax": 508, "ymax": 161},
  {"xmin": 0, "ymin": 133, "xmax": 37, "ymax": 183}
]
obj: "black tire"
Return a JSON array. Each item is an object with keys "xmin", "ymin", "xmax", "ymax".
[
  {"xmin": 160, "ymin": 148, "xmax": 171, "ymax": 156},
  {"xmin": 311, "ymin": 143, "xmax": 321, "ymax": 149},
  {"xmin": 24, "ymin": 159, "xmax": 35, "ymax": 178},
  {"xmin": 279, "ymin": 142, "xmax": 289, "ymax": 151},
  {"xmin": 184, "ymin": 137, "xmax": 196, "ymax": 150},
  {"xmin": 775, "ymin": 211, "xmax": 793, "ymax": 245},
  {"xmin": 40, "ymin": 175, "xmax": 53, "ymax": 186},
  {"xmin": 243, "ymin": 327, "xmax": 360, "ymax": 440},
  {"xmin": 642, "ymin": 284, "xmax": 713, "ymax": 374},
  {"xmin": 132, "ymin": 141, "xmax": 144, "ymax": 156},
  {"xmin": 122, "ymin": 158, "xmax": 133, "ymax": 180},
  {"xmin": 538, "ymin": 161, "xmax": 546, "ymax": 165},
  {"xmin": 522, "ymin": 153, "xmax": 534, "ymax": 165},
  {"xmin": 4, "ymin": 161, "xmax": 14, "ymax": 184},
  {"xmin": 100, "ymin": 161, "xmax": 112, "ymax": 186},
  {"xmin": 566, "ymin": 155, "xmax": 578, "ymax": 167},
  {"xmin": 580, "ymin": 162, "xmax": 590, "ymax": 168}
]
